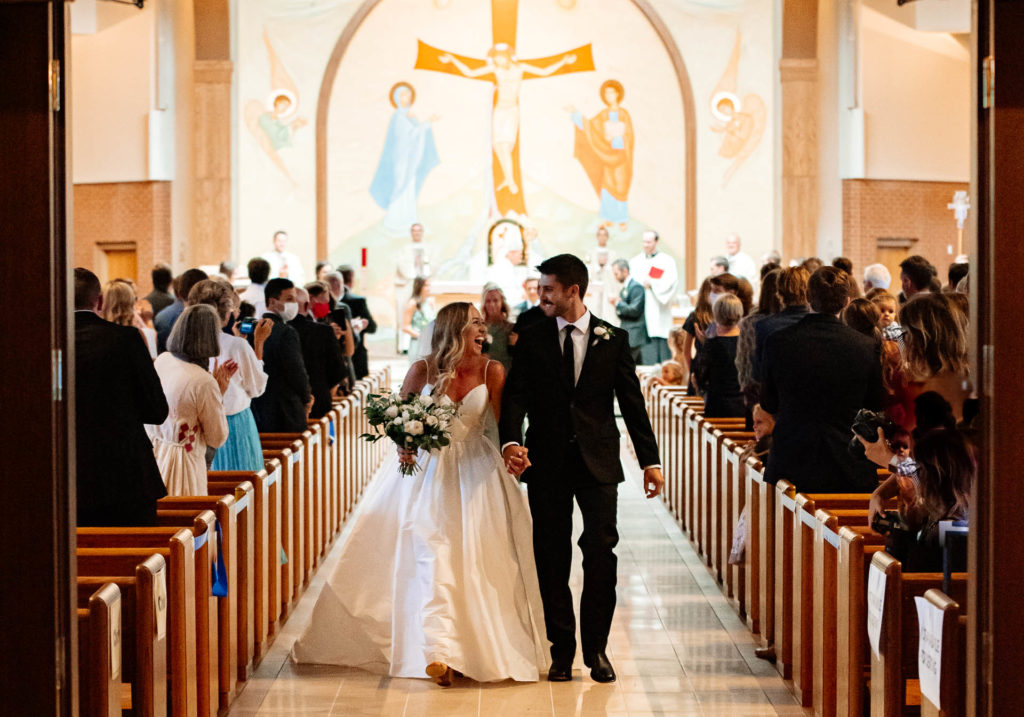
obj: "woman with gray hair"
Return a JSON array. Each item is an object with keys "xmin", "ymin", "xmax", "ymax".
[
  {"xmin": 188, "ymin": 278, "xmax": 272, "ymax": 471},
  {"xmin": 147, "ymin": 304, "xmax": 236, "ymax": 495}
]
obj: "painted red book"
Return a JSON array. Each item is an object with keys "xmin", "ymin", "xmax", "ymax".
[{"xmin": 648, "ymin": 266, "xmax": 664, "ymax": 280}]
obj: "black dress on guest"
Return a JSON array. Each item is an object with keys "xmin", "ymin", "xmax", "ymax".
[{"xmin": 702, "ymin": 335, "xmax": 745, "ymax": 418}]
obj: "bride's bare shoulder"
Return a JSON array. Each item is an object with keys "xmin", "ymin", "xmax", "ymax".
[{"xmin": 401, "ymin": 359, "xmax": 433, "ymax": 394}]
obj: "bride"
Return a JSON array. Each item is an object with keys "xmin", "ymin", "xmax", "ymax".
[{"xmin": 291, "ymin": 302, "xmax": 547, "ymax": 685}]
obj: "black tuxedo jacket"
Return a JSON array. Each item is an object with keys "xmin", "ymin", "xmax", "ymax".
[
  {"xmin": 499, "ymin": 315, "xmax": 660, "ymax": 484},
  {"xmin": 74, "ymin": 311, "xmax": 169, "ymax": 522},
  {"xmin": 761, "ymin": 313, "xmax": 884, "ymax": 492},
  {"xmin": 340, "ymin": 290, "xmax": 376, "ymax": 378},
  {"xmin": 289, "ymin": 314, "xmax": 346, "ymax": 419},
  {"xmin": 250, "ymin": 313, "xmax": 311, "ymax": 433},
  {"xmin": 614, "ymin": 278, "xmax": 648, "ymax": 348},
  {"xmin": 512, "ymin": 305, "xmax": 545, "ymax": 335}
]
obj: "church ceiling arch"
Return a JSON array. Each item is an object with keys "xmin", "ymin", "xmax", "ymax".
[{"xmin": 315, "ymin": 0, "xmax": 697, "ymax": 288}]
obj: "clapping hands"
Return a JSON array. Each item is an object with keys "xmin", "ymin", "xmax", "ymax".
[{"xmin": 213, "ymin": 359, "xmax": 239, "ymax": 395}]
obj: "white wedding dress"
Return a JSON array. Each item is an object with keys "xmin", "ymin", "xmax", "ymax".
[{"xmin": 291, "ymin": 381, "xmax": 547, "ymax": 681}]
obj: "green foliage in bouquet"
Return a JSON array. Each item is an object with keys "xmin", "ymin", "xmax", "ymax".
[{"xmin": 361, "ymin": 391, "xmax": 461, "ymax": 475}]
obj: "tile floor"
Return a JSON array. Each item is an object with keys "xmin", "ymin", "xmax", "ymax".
[{"xmin": 227, "ymin": 442, "xmax": 808, "ymax": 716}]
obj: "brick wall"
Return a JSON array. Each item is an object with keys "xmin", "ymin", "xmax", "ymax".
[
  {"xmin": 842, "ymin": 178, "xmax": 969, "ymax": 286},
  {"xmin": 73, "ymin": 181, "xmax": 172, "ymax": 293}
]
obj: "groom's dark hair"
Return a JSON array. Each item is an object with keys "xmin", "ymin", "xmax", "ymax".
[{"xmin": 537, "ymin": 254, "xmax": 589, "ymax": 297}]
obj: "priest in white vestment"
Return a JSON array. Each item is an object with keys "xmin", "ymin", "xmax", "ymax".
[
  {"xmin": 725, "ymin": 233, "xmax": 758, "ymax": 290},
  {"xmin": 630, "ymin": 230, "xmax": 678, "ymax": 364},
  {"xmin": 263, "ymin": 230, "xmax": 306, "ymax": 286}
]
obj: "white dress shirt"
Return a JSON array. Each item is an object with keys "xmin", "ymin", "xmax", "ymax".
[
  {"xmin": 556, "ymin": 310, "xmax": 592, "ymax": 385},
  {"xmin": 239, "ymin": 282, "xmax": 266, "ymax": 318},
  {"xmin": 211, "ymin": 333, "xmax": 268, "ymax": 416}
]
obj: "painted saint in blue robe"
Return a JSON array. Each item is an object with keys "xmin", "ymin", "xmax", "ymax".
[{"xmin": 370, "ymin": 83, "xmax": 440, "ymax": 235}]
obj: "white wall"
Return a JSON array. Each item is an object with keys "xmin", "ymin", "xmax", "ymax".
[{"xmin": 860, "ymin": 5, "xmax": 970, "ymax": 182}]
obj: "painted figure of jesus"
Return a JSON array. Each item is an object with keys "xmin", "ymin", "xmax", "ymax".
[{"xmin": 439, "ymin": 43, "xmax": 577, "ymax": 196}]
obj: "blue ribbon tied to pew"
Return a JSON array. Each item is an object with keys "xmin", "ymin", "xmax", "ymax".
[{"xmin": 212, "ymin": 521, "xmax": 229, "ymax": 598}]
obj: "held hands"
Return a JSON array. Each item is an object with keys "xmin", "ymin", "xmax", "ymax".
[
  {"xmin": 643, "ymin": 467, "xmax": 665, "ymax": 499},
  {"xmin": 397, "ymin": 447, "xmax": 417, "ymax": 467},
  {"xmin": 213, "ymin": 359, "xmax": 239, "ymax": 395},
  {"xmin": 502, "ymin": 445, "xmax": 531, "ymax": 477}
]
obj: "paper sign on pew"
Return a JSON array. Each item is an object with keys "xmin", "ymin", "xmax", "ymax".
[
  {"xmin": 110, "ymin": 597, "xmax": 122, "ymax": 680},
  {"xmin": 154, "ymin": 569, "xmax": 167, "ymax": 640},
  {"xmin": 867, "ymin": 563, "xmax": 887, "ymax": 659},
  {"xmin": 916, "ymin": 596, "xmax": 944, "ymax": 709}
]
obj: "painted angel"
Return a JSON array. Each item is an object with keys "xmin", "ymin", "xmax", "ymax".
[{"xmin": 244, "ymin": 28, "xmax": 308, "ymax": 185}]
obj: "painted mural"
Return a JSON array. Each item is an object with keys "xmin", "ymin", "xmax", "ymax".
[{"xmin": 236, "ymin": 0, "xmax": 775, "ymax": 328}]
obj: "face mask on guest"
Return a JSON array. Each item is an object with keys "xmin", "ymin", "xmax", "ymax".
[
  {"xmin": 279, "ymin": 301, "xmax": 299, "ymax": 322},
  {"xmin": 311, "ymin": 301, "xmax": 331, "ymax": 319},
  {"xmin": 709, "ymin": 291, "xmax": 725, "ymax": 305}
]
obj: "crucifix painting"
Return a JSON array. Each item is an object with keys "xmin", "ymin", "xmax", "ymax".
[{"xmin": 414, "ymin": 0, "xmax": 595, "ymax": 216}]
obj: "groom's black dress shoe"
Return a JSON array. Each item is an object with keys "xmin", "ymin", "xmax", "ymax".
[
  {"xmin": 547, "ymin": 657, "xmax": 574, "ymax": 682},
  {"xmin": 584, "ymin": 651, "xmax": 616, "ymax": 683}
]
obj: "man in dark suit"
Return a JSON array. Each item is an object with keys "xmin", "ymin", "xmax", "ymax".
[
  {"xmin": 154, "ymin": 267, "xmax": 208, "ymax": 353},
  {"xmin": 143, "ymin": 263, "xmax": 174, "ymax": 316},
  {"xmin": 500, "ymin": 254, "xmax": 663, "ymax": 684},
  {"xmin": 753, "ymin": 265, "xmax": 810, "ymax": 382},
  {"xmin": 250, "ymin": 278, "xmax": 312, "ymax": 433},
  {"xmin": 338, "ymin": 265, "xmax": 377, "ymax": 379},
  {"xmin": 74, "ymin": 268, "xmax": 169, "ymax": 527},
  {"xmin": 760, "ymin": 266, "xmax": 884, "ymax": 493},
  {"xmin": 289, "ymin": 287, "xmax": 346, "ymax": 419},
  {"xmin": 512, "ymin": 275, "xmax": 541, "ymax": 318},
  {"xmin": 609, "ymin": 259, "xmax": 647, "ymax": 364}
]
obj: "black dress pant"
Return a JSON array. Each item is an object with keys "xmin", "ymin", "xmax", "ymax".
[{"xmin": 527, "ymin": 443, "xmax": 619, "ymax": 660}]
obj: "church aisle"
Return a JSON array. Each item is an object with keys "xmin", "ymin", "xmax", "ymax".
[{"xmin": 226, "ymin": 441, "xmax": 807, "ymax": 716}]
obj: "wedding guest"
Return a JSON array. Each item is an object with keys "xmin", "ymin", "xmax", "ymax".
[
  {"xmin": 316, "ymin": 261, "xmax": 334, "ymax": 282},
  {"xmin": 512, "ymin": 275, "xmax": 541, "ymax": 318},
  {"xmin": 833, "ymin": 257, "xmax": 862, "ymax": 298},
  {"xmin": 681, "ymin": 277, "xmax": 714, "ymax": 395},
  {"xmin": 143, "ymin": 263, "xmax": 175, "ymax": 316},
  {"xmin": 946, "ymin": 262, "xmax": 969, "ymax": 293},
  {"xmin": 188, "ymin": 279, "xmax": 271, "ymax": 472},
  {"xmin": 761, "ymin": 267, "xmax": 884, "ymax": 492},
  {"xmin": 841, "ymin": 297, "xmax": 882, "ymax": 341},
  {"xmin": 481, "ymin": 282, "xmax": 515, "ymax": 372},
  {"xmin": 801, "ymin": 257, "xmax": 824, "ymax": 274},
  {"xmin": 668, "ymin": 326, "xmax": 687, "ymax": 366},
  {"xmin": 610, "ymin": 259, "xmax": 647, "ymax": 364},
  {"xmin": 753, "ymin": 266, "xmax": 810, "ymax": 382},
  {"xmin": 338, "ymin": 265, "xmax": 377, "ymax": 379},
  {"xmin": 148, "ymin": 305, "xmax": 233, "ymax": 495},
  {"xmin": 103, "ymin": 280, "xmax": 157, "ymax": 358},
  {"xmin": 899, "ymin": 255, "xmax": 938, "ymax": 302},
  {"xmin": 735, "ymin": 268, "xmax": 782, "ymax": 419},
  {"xmin": 251, "ymin": 278, "xmax": 312, "ymax": 432},
  {"xmin": 403, "ymin": 277, "xmax": 435, "ymax": 359},
  {"xmin": 75, "ymin": 268, "xmax": 168, "ymax": 526},
  {"xmin": 309, "ymin": 280, "xmax": 356, "ymax": 392},
  {"xmin": 651, "ymin": 361, "xmax": 685, "ymax": 387},
  {"xmin": 709, "ymin": 256, "xmax": 729, "ymax": 276},
  {"xmin": 240, "ymin": 257, "xmax": 270, "ymax": 317},
  {"xmin": 863, "ymin": 263, "xmax": 892, "ymax": 292},
  {"xmin": 290, "ymin": 287, "xmax": 347, "ymax": 419},
  {"xmin": 154, "ymin": 268, "xmax": 208, "ymax": 353},
  {"xmin": 701, "ymin": 294, "xmax": 745, "ymax": 418}
]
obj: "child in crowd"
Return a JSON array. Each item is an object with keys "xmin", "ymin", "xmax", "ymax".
[
  {"xmin": 651, "ymin": 360, "xmax": 685, "ymax": 387},
  {"xmin": 868, "ymin": 290, "xmax": 904, "ymax": 343}
]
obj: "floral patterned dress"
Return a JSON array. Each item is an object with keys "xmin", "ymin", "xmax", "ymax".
[{"xmin": 148, "ymin": 353, "xmax": 229, "ymax": 496}]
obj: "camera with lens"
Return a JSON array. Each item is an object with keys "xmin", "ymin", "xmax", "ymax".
[
  {"xmin": 871, "ymin": 509, "xmax": 909, "ymax": 536},
  {"xmin": 848, "ymin": 408, "xmax": 898, "ymax": 459}
]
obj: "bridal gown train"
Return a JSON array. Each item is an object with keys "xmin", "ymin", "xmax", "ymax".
[{"xmin": 291, "ymin": 382, "xmax": 547, "ymax": 681}]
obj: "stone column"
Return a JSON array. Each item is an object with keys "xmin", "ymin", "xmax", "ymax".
[
  {"xmin": 192, "ymin": 59, "xmax": 233, "ymax": 267},
  {"xmin": 779, "ymin": 57, "xmax": 819, "ymax": 262}
]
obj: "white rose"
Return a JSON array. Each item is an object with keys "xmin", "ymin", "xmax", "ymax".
[
  {"xmin": 438, "ymin": 419, "xmax": 449, "ymax": 431},
  {"xmin": 440, "ymin": 395, "xmax": 453, "ymax": 406},
  {"xmin": 402, "ymin": 411, "xmax": 410, "ymax": 420},
  {"xmin": 594, "ymin": 326, "xmax": 607, "ymax": 336},
  {"xmin": 385, "ymin": 406, "xmax": 399, "ymax": 418},
  {"xmin": 406, "ymin": 420, "xmax": 424, "ymax": 436},
  {"xmin": 422, "ymin": 395, "xmax": 435, "ymax": 407},
  {"xmin": 392, "ymin": 417, "xmax": 404, "ymax": 425},
  {"xmin": 426, "ymin": 415, "xmax": 439, "ymax": 427}
]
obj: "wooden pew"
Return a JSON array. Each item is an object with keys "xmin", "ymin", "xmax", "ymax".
[
  {"xmin": 159, "ymin": 494, "xmax": 243, "ymax": 708},
  {"xmin": 204, "ymin": 478, "xmax": 258, "ymax": 679},
  {"xmin": 77, "ymin": 582, "xmax": 122, "ymax": 717},
  {"xmin": 744, "ymin": 460, "xmax": 774, "ymax": 644},
  {"xmin": 332, "ymin": 396, "xmax": 356, "ymax": 521},
  {"xmin": 704, "ymin": 425, "xmax": 753, "ymax": 583},
  {"xmin": 262, "ymin": 433, "xmax": 310, "ymax": 591},
  {"xmin": 262, "ymin": 444, "xmax": 297, "ymax": 612},
  {"xmin": 919, "ymin": 589, "xmax": 966, "ymax": 717},
  {"xmin": 77, "ymin": 529, "xmax": 198, "ymax": 717},
  {"xmin": 209, "ymin": 466, "xmax": 277, "ymax": 658},
  {"xmin": 836, "ymin": 526, "xmax": 888, "ymax": 717},
  {"xmin": 77, "ymin": 554, "xmax": 167, "ymax": 717},
  {"xmin": 869, "ymin": 552, "xmax": 968, "ymax": 717},
  {"xmin": 720, "ymin": 435, "xmax": 751, "ymax": 610}
]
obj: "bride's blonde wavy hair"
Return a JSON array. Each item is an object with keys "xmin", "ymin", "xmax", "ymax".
[{"xmin": 428, "ymin": 301, "xmax": 472, "ymax": 397}]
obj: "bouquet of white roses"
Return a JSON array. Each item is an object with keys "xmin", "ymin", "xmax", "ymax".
[{"xmin": 360, "ymin": 391, "xmax": 460, "ymax": 476}]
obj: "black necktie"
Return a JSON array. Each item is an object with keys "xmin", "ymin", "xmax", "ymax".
[{"xmin": 563, "ymin": 325, "xmax": 576, "ymax": 388}]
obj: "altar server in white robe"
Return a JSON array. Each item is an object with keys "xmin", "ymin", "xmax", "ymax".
[{"xmin": 630, "ymin": 230, "xmax": 678, "ymax": 364}]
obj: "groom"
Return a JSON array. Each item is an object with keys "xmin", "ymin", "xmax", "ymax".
[{"xmin": 500, "ymin": 254, "xmax": 664, "ymax": 683}]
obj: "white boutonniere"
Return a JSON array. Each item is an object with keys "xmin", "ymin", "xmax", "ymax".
[{"xmin": 592, "ymin": 324, "xmax": 615, "ymax": 345}]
